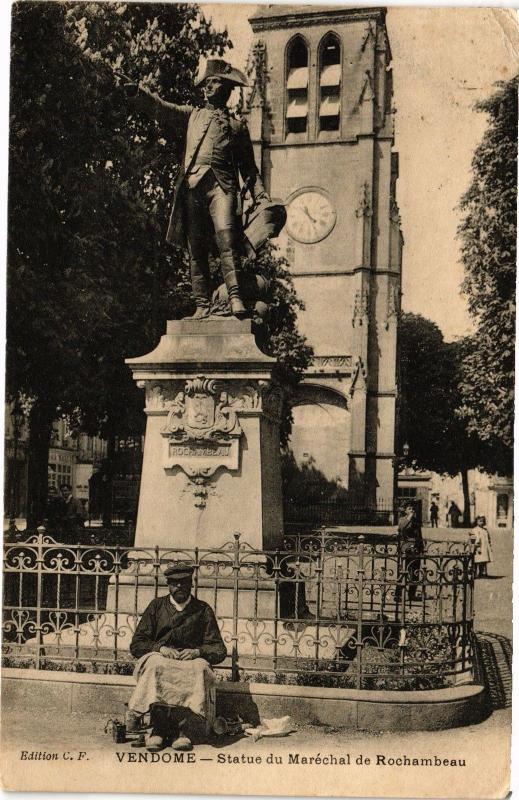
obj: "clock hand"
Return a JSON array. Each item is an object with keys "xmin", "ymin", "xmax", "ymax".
[{"xmin": 302, "ymin": 205, "xmax": 317, "ymax": 224}]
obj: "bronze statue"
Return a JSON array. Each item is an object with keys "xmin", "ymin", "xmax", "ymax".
[{"xmin": 123, "ymin": 59, "xmax": 283, "ymax": 320}]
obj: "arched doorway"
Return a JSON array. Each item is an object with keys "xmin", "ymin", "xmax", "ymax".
[{"xmin": 284, "ymin": 385, "xmax": 350, "ymax": 517}]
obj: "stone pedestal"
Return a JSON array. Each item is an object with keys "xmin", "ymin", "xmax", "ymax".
[
  {"xmin": 126, "ymin": 317, "xmax": 284, "ymax": 552},
  {"xmin": 106, "ymin": 574, "xmax": 278, "ymax": 618}
]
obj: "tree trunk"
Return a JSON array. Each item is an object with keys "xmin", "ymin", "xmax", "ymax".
[
  {"xmin": 101, "ymin": 431, "xmax": 116, "ymax": 528},
  {"xmin": 460, "ymin": 466, "xmax": 471, "ymax": 527},
  {"xmin": 26, "ymin": 400, "xmax": 54, "ymax": 529}
]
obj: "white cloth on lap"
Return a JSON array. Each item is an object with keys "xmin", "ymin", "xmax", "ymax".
[{"xmin": 129, "ymin": 652, "xmax": 215, "ymax": 718}]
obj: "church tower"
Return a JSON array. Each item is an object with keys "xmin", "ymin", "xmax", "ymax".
[{"xmin": 247, "ymin": 5, "xmax": 402, "ymax": 506}]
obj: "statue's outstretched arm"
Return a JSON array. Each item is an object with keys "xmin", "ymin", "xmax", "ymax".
[{"xmin": 124, "ymin": 82, "xmax": 192, "ymax": 131}]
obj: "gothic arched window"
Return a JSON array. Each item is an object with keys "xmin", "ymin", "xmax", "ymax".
[
  {"xmin": 319, "ymin": 34, "xmax": 341, "ymax": 132},
  {"xmin": 286, "ymin": 36, "xmax": 309, "ymax": 135}
]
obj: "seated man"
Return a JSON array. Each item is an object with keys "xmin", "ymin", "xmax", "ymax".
[{"xmin": 127, "ymin": 563, "xmax": 227, "ymax": 752}]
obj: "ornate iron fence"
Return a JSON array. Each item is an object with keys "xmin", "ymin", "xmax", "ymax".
[
  {"xmin": 2, "ymin": 531, "xmax": 475, "ymax": 690},
  {"xmin": 283, "ymin": 498, "xmax": 398, "ymax": 526}
]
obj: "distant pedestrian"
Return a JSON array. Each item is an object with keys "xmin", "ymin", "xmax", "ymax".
[
  {"xmin": 395, "ymin": 503, "xmax": 424, "ymax": 606},
  {"xmin": 447, "ymin": 501, "xmax": 461, "ymax": 528},
  {"xmin": 46, "ymin": 483, "xmax": 86, "ymax": 542},
  {"xmin": 43, "ymin": 483, "xmax": 86, "ymax": 609},
  {"xmin": 45, "ymin": 485, "xmax": 64, "ymax": 532},
  {"xmin": 470, "ymin": 516, "xmax": 493, "ymax": 578},
  {"xmin": 429, "ymin": 501, "xmax": 439, "ymax": 528}
]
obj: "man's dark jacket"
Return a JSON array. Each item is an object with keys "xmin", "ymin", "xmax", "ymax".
[
  {"xmin": 130, "ymin": 595, "xmax": 227, "ymax": 665},
  {"xmin": 397, "ymin": 512, "xmax": 424, "ymax": 555}
]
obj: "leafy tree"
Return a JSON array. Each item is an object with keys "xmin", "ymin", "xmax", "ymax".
[
  {"xmin": 399, "ymin": 78, "xmax": 517, "ymax": 523},
  {"xmin": 7, "ymin": 2, "xmax": 311, "ymax": 525},
  {"xmin": 457, "ymin": 75, "xmax": 517, "ymax": 466},
  {"xmin": 7, "ymin": 2, "xmax": 228, "ymax": 525},
  {"xmin": 398, "ymin": 313, "xmax": 482, "ymax": 524},
  {"xmin": 281, "ymin": 451, "xmax": 347, "ymax": 506},
  {"xmin": 242, "ymin": 245, "xmax": 313, "ymax": 446},
  {"xmin": 399, "ymin": 313, "xmax": 456, "ymax": 471}
]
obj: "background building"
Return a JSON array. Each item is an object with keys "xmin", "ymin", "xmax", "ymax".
[
  {"xmin": 48, "ymin": 419, "xmax": 108, "ymax": 508},
  {"xmin": 398, "ymin": 468, "xmax": 514, "ymax": 529},
  {"xmin": 247, "ymin": 5, "xmax": 402, "ymax": 505},
  {"xmin": 4, "ymin": 406, "xmax": 108, "ymax": 523},
  {"xmin": 3, "ymin": 403, "xmax": 29, "ymax": 519}
]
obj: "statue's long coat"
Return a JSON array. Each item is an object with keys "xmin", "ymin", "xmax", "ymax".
[{"xmin": 131, "ymin": 88, "xmax": 264, "ymax": 247}]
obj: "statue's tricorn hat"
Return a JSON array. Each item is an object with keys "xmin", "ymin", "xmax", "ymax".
[
  {"xmin": 196, "ymin": 59, "xmax": 248, "ymax": 88},
  {"xmin": 163, "ymin": 563, "xmax": 195, "ymax": 580}
]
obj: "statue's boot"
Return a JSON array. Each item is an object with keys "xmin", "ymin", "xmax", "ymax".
[
  {"xmin": 216, "ymin": 230, "xmax": 248, "ymax": 319},
  {"xmin": 228, "ymin": 290, "xmax": 247, "ymax": 319},
  {"xmin": 189, "ymin": 261, "xmax": 212, "ymax": 318},
  {"xmin": 188, "ymin": 305, "xmax": 211, "ymax": 320}
]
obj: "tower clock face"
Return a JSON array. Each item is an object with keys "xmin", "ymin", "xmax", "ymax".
[{"xmin": 286, "ymin": 188, "xmax": 337, "ymax": 244}]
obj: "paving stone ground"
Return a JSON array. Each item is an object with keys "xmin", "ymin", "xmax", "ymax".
[{"xmin": 0, "ymin": 704, "xmax": 512, "ymax": 757}]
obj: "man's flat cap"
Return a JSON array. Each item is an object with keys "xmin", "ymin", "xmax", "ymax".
[{"xmin": 163, "ymin": 563, "xmax": 195, "ymax": 580}]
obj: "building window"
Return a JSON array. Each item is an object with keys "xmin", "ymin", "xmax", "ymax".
[
  {"xmin": 398, "ymin": 487, "xmax": 417, "ymax": 498},
  {"xmin": 286, "ymin": 36, "xmax": 309, "ymax": 135},
  {"xmin": 48, "ymin": 463, "xmax": 72, "ymax": 491},
  {"xmin": 496, "ymin": 493, "xmax": 509, "ymax": 527},
  {"xmin": 319, "ymin": 34, "xmax": 341, "ymax": 132}
]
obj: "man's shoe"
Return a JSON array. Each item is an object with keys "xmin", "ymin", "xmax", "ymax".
[
  {"xmin": 146, "ymin": 734, "xmax": 166, "ymax": 752},
  {"xmin": 171, "ymin": 735, "xmax": 193, "ymax": 751}
]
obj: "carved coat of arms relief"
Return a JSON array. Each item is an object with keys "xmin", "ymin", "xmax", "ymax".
[
  {"xmin": 138, "ymin": 376, "xmax": 283, "ymax": 508},
  {"xmin": 158, "ymin": 377, "xmax": 247, "ymax": 490},
  {"xmin": 162, "ymin": 377, "xmax": 241, "ymax": 443}
]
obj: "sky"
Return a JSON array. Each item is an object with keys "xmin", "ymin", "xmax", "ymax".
[{"xmin": 200, "ymin": 5, "xmax": 519, "ymax": 341}]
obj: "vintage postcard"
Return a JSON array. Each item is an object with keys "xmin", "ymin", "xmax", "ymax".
[{"xmin": 1, "ymin": 1, "xmax": 516, "ymax": 797}]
